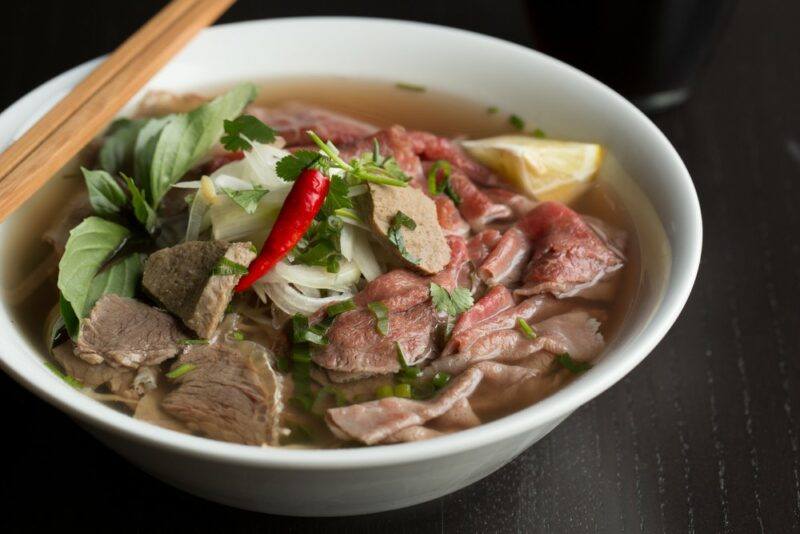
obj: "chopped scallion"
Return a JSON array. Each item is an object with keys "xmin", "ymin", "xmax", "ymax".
[
  {"xmin": 517, "ymin": 317, "xmax": 538, "ymax": 339},
  {"xmin": 532, "ymin": 128, "xmax": 547, "ymax": 138},
  {"xmin": 376, "ymin": 384, "xmax": 394, "ymax": 399},
  {"xmin": 368, "ymin": 301, "xmax": 390, "ymax": 335},
  {"xmin": 509, "ymin": 114, "xmax": 525, "ymax": 131},
  {"xmin": 394, "ymin": 383, "xmax": 412, "ymax": 398},
  {"xmin": 327, "ymin": 299, "xmax": 356, "ymax": 317},
  {"xmin": 395, "ymin": 82, "xmax": 426, "ymax": 92},
  {"xmin": 166, "ymin": 363, "xmax": 196, "ymax": 379},
  {"xmin": 432, "ymin": 371, "xmax": 451, "ymax": 389},
  {"xmin": 556, "ymin": 353, "xmax": 592, "ymax": 374},
  {"xmin": 231, "ymin": 330, "xmax": 245, "ymax": 341},
  {"xmin": 291, "ymin": 344, "xmax": 312, "ymax": 363}
]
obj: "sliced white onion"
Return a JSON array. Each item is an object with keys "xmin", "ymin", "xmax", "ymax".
[
  {"xmin": 241, "ymin": 143, "xmax": 293, "ymax": 190},
  {"xmin": 340, "ymin": 225, "xmax": 355, "ymax": 261},
  {"xmin": 264, "ymin": 260, "xmax": 361, "ymax": 291},
  {"xmin": 294, "ymin": 284, "xmax": 321, "ymax": 298},
  {"xmin": 347, "ymin": 184, "xmax": 368, "ymax": 197},
  {"xmin": 352, "ymin": 228, "xmax": 383, "ymax": 281},
  {"xmin": 212, "ymin": 174, "xmax": 254, "ymax": 191},
  {"xmin": 255, "ymin": 281, "xmax": 353, "ymax": 316},
  {"xmin": 210, "ymin": 189, "xmax": 288, "ymax": 243}
]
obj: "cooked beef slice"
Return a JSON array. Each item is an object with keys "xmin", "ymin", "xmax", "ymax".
[
  {"xmin": 432, "ymin": 310, "xmax": 604, "ymax": 376},
  {"xmin": 75, "ymin": 294, "xmax": 184, "ymax": 369},
  {"xmin": 481, "ymin": 187, "xmax": 538, "ymax": 217},
  {"xmin": 327, "ymin": 361, "xmax": 549, "ymax": 444},
  {"xmin": 478, "ymin": 226, "xmax": 531, "ymax": 285},
  {"xmin": 142, "ymin": 241, "xmax": 256, "ymax": 338},
  {"xmin": 515, "ymin": 201, "xmax": 625, "ymax": 298},
  {"xmin": 315, "ymin": 236, "xmax": 470, "ymax": 377},
  {"xmin": 53, "ymin": 342, "xmax": 135, "ymax": 394},
  {"xmin": 162, "ymin": 342, "xmax": 283, "ymax": 445},
  {"xmin": 444, "ymin": 171, "xmax": 513, "ymax": 230},
  {"xmin": 366, "ymin": 182, "xmax": 450, "ymax": 274},
  {"xmin": 434, "ymin": 195, "xmax": 470, "ymax": 237},
  {"xmin": 467, "ymin": 229, "xmax": 502, "ymax": 267},
  {"xmin": 246, "ymin": 101, "xmax": 378, "ymax": 147},
  {"xmin": 409, "ymin": 131, "xmax": 500, "ymax": 186},
  {"xmin": 326, "ymin": 364, "xmax": 485, "ymax": 444}
]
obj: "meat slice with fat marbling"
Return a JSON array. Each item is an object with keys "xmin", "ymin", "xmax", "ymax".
[
  {"xmin": 478, "ymin": 226, "xmax": 531, "ymax": 286},
  {"xmin": 516, "ymin": 201, "xmax": 625, "ymax": 298}
]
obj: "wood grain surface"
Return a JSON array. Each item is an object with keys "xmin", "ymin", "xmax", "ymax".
[{"xmin": 0, "ymin": 1, "xmax": 797, "ymax": 532}]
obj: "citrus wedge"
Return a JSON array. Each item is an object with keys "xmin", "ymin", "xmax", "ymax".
[{"xmin": 461, "ymin": 135, "xmax": 603, "ymax": 203}]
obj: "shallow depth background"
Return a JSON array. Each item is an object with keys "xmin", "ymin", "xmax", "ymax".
[{"xmin": 1, "ymin": 0, "xmax": 798, "ymax": 532}]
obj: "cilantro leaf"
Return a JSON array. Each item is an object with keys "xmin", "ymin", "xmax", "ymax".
[
  {"xmin": 221, "ymin": 186, "xmax": 269, "ymax": 214},
  {"xmin": 430, "ymin": 282, "xmax": 473, "ymax": 316},
  {"xmin": 387, "ymin": 211, "xmax": 420, "ymax": 265},
  {"xmin": 220, "ymin": 115, "xmax": 277, "ymax": 151},
  {"xmin": 509, "ymin": 114, "xmax": 525, "ymax": 131},
  {"xmin": 321, "ymin": 174, "xmax": 352, "ymax": 215},
  {"xmin": 276, "ymin": 150, "xmax": 321, "ymax": 182}
]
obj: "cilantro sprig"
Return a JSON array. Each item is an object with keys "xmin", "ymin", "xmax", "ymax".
[
  {"xmin": 220, "ymin": 115, "xmax": 277, "ymax": 151},
  {"xmin": 430, "ymin": 283, "xmax": 473, "ymax": 317}
]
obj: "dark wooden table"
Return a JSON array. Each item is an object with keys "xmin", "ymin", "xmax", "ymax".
[{"xmin": 1, "ymin": 1, "xmax": 798, "ymax": 532}]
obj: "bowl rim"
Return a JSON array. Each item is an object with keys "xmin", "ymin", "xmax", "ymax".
[{"xmin": 0, "ymin": 16, "xmax": 701, "ymax": 469}]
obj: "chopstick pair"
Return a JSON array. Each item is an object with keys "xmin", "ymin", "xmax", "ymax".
[{"xmin": 0, "ymin": 0, "xmax": 235, "ymax": 222}]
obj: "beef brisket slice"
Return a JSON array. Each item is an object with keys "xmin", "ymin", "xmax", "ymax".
[
  {"xmin": 142, "ymin": 241, "xmax": 256, "ymax": 338},
  {"xmin": 162, "ymin": 342, "xmax": 282, "ymax": 445},
  {"xmin": 75, "ymin": 294, "xmax": 184, "ymax": 368}
]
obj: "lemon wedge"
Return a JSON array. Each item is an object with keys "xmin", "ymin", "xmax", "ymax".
[{"xmin": 461, "ymin": 135, "xmax": 603, "ymax": 203}]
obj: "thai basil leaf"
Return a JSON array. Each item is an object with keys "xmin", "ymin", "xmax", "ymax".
[
  {"xmin": 81, "ymin": 167, "xmax": 126, "ymax": 217},
  {"xmin": 123, "ymin": 174, "xmax": 157, "ymax": 234},
  {"xmin": 82, "ymin": 254, "xmax": 143, "ymax": 317},
  {"xmin": 59, "ymin": 293, "xmax": 79, "ymax": 339},
  {"xmin": 148, "ymin": 83, "xmax": 257, "ymax": 205},
  {"xmin": 99, "ymin": 118, "xmax": 144, "ymax": 175},
  {"xmin": 57, "ymin": 216, "xmax": 130, "ymax": 318},
  {"xmin": 133, "ymin": 114, "xmax": 174, "ymax": 187}
]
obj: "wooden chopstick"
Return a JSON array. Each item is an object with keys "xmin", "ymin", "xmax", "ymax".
[{"xmin": 0, "ymin": 0, "xmax": 235, "ymax": 222}]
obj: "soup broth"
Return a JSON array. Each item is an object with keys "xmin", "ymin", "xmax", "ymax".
[{"xmin": 4, "ymin": 78, "xmax": 644, "ymax": 447}]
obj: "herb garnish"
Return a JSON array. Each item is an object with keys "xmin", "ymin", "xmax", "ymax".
[
  {"xmin": 45, "ymin": 362, "xmax": 83, "ymax": 389},
  {"xmin": 430, "ymin": 283, "xmax": 473, "ymax": 316},
  {"xmin": 292, "ymin": 314, "xmax": 328, "ymax": 346},
  {"xmin": 432, "ymin": 371, "xmax": 451, "ymax": 389},
  {"xmin": 367, "ymin": 301, "xmax": 390, "ymax": 335},
  {"xmin": 231, "ymin": 330, "xmax": 245, "ymax": 341},
  {"xmin": 509, "ymin": 114, "xmax": 525, "ymax": 131},
  {"xmin": 326, "ymin": 299, "xmax": 356, "ymax": 317},
  {"xmin": 220, "ymin": 114, "xmax": 277, "ymax": 151},
  {"xmin": 557, "ymin": 353, "xmax": 592, "ymax": 374},
  {"xmin": 517, "ymin": 317, "xmax": 538, "ymax": 339},
  {"xmin": 396, "ymin": 343, "xmax": 422, "ymax": 379},
  {"xmin": 395, "ymin": 82, "xmax": 426, "ymax": 92},
  {"xmin": 532, "ymin": 128, "xmax": 547, "ymax": 138},
  {"xmin": 487, "ymin": 106, "xmax": 499, "ymax": 114},
  {"xmin": 275, "ymin": 150, "xmax": 321, "ymax": 182},
  {"xmin": 221, "ymin": 186, "xmax": 269, "ymax": 214},
  {"xmin": 166, "ymin": 363, "xmax": 196, "ymax": 379},
  {"xmin": 426, "ymin": 160, "xmax": 461, "ymax": 205},
  {"xmin": 212, "ymin": 257, "xmax": 249, "ymax": 276},
  {"xmin": 387, "ymin": 211, "xmax": 420, "ymax": 264}
]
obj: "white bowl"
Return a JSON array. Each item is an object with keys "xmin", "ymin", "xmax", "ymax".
[{"xmin": 0, "ymin": 18, "xmax": 701, "ymax": 516}]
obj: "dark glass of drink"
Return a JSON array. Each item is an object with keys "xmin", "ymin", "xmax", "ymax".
[{"xmin": 525, "ymin": 0, "xmax": 736, "ymax": 112}]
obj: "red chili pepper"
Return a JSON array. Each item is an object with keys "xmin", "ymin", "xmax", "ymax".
[{"xmin": 235, "ymin": 168, "xmax": 330, "ymax": 292}]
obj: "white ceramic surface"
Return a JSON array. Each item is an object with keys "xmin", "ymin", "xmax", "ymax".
[{"xmin": 0, "ymin": 18, "xmax": 701, "ymax": 516}]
